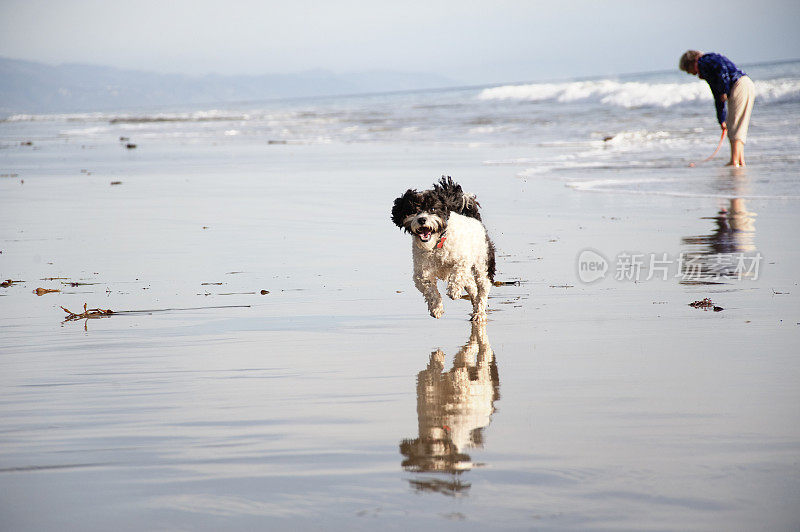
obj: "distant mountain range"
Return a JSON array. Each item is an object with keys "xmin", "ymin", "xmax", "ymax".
[{"xmin": 0, "ymin": 56, "xmax": 459, "ymax": 115}]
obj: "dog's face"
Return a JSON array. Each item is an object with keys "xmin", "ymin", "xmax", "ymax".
[{"xmin": 391, "ymin": 189, "xmax": 449, "ymax": 244}]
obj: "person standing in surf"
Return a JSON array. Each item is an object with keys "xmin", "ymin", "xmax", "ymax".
[{"xmin": 679, "ymin": 50, "xmax": 755, "ymax": 167}]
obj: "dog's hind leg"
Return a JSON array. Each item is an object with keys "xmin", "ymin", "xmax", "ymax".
[
  {"xmin": 469, "ymin": 267, "xmax": 491, "ymax": 322},
  {"xmin": 414, "ymin": 272, "xmax": 444, "ymax": 319},
  {"xmin": 463, "ymin": 276, "xmax": 479, "ymax": 317}
]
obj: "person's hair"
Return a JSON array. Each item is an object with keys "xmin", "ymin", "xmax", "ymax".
[{"xmin": 679, "ymin": 50, "xmax": 703, "ymax": 72}]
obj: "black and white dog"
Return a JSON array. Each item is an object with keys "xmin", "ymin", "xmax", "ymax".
[{"xmin": 391, "ymin": 176, "xmax": 495, "ymax": 321}]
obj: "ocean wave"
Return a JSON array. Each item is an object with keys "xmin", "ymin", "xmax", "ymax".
[
  {"xmin": 478, "ymin": 80, "xmax": 707, "ymax": 107},
  {"xmin": 477, "ymin": 79, "xmax": 800, "ymax": 107},
  {"xmin": 108, "ymin": 113, "xmax": 250, "ymax": 124},
  {"xmin": 3, "ymin": 110, "xmax": 253, "ymax": 124},
  {"xmin": 754, "ymin": 79, "xmax": 800, "ymax": 103},
  {"xmin": 3, "ymin": 112, "xmax": 108, "ymax": 122}
]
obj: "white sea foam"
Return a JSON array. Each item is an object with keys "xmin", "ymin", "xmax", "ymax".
[
  {"xmin": 564, "ymin": 177, "xmax": 800, "ymax": 200},
  {"xmin": 477, "ymin": 80, "xmax": 709, "ymax": 107},
  {"xmin": 4, "ymin": 112, "xmax": 108, "ymax": 122},
  {"xmin": 58, "ymin": 126, "xmax": 112, "ymax": 137},
  {"xmin": 754, "ymin": 79, "xmax": 800, "ymax": 103},
  {"xmin": 4, "ymin": 109, "xmax": 255, "ymax": 123},
  {"xmin": 478, "ymin": 78, "xmax": 800, "ymax": 107},
  {"xmin": 603, "ymin": 129, "xmax": 672, "ymax": 145}
]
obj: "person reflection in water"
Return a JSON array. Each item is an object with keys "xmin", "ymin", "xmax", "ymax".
[
  {"xmin": 680, "ymin": 197, "xmax": 757, "ymax": 284},
  {"xmin": 399, "ymin": 322, "xmax": 499, "ymax": 495}
]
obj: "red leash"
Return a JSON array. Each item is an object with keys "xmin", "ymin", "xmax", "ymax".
[{"xmin": 689, "ymin": 129, "xmax": 726, "ymax": 167}]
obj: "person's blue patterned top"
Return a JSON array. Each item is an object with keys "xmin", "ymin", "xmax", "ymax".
[{"xmin": 697, "ymin": 53, "xmax": 746, "ymax": 124}]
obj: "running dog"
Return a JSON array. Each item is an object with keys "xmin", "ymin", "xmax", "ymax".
[{"xmin": 391, "ymin": 176, "xmax": 495, "ymax": 321}]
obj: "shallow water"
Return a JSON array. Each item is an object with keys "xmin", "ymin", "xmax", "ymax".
[
  {"xmin": 2, "ymin": 98, "xmax": 800, "ymax": 530},
  {"xmin": 4, "ymin": 59, "xmax": 798, "ymax": 199}
]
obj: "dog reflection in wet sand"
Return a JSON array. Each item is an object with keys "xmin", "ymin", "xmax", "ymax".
[{"xmin": 400, "ymin": 322, "xmax": 499, "ymax": 494}]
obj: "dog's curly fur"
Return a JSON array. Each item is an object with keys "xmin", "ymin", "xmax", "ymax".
[{"xmin": 391, "ymin": 176, "xmax": 496, "ymax": 321}]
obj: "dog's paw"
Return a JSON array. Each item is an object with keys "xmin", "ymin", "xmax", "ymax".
[
  {"xmin": 470, "ymin": 311, "xmax": 487, "ymax": 322},
  {"xmin": 446, "ymin": 285, "xmax": 463, "ymax": 300},
  {"xmin": 430, "ymin": 304, "xmax": 444, "ymax": 319}
]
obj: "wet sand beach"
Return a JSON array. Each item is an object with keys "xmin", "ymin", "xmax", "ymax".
[{"xmin": 1, "ymin": 128, "xmax": 799, "ymax": 530}]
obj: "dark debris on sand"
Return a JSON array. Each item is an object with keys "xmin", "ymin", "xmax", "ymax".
[{"xmin": 689, "ymin": 298, "xmax": 724, "ymax": 312}]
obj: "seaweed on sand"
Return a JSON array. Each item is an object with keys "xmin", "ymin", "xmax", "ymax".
[{"xmin": 60, "ymin": 303, "xmax": 114, "ymax": 322}]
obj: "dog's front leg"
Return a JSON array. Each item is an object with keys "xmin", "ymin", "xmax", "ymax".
[
  {"xmin": 445, "ymin": 269, "xmax": 470, "ymax": 301},
  {"xmin": 414, "ymin": 271, "xmax": 443, "ymax": 319}
]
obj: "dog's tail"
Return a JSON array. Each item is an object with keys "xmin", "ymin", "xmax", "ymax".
[
  {"xmin": 486, "ymin": 236, "xmax": 496, "ymax": 282},
  {"xmin": 434, "ymin": 175, "xmax": 482, "ymax": 221}
]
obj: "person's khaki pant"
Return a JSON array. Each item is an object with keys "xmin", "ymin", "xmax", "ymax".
[{"xmin": 727, "ymin": 76, "xmax": 755, "ymax": 143}]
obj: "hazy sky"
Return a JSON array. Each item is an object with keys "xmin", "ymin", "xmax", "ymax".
[{"xmin": 1, "ymin": 0, "xmax": 798, "ymax": 84}]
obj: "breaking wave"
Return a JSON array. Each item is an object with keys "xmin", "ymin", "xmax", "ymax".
[{"xmin": 477, "ymin": 78, "xmax": 800, "ymax": 108}]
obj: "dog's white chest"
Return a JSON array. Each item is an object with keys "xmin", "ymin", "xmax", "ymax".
[{"xmin": 413, "ymin": 245, "xmax": 451, "ymax": 280}]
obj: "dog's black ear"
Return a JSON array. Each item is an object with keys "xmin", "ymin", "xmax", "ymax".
[{"xmin": 391, "ymin": 189, "xmax": 417, "ymax": 228}]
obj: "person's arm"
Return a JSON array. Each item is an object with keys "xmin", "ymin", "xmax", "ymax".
[
  {"xmin": 698, "ymin": 56, "xmax": 727, "ymax": 125},
  {"xmin": 708, "ymin": 77, "xmax": 727, "ymax": 125}
]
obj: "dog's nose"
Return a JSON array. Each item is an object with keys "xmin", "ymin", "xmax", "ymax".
[{"xmin": 418, "ymin": 217, "xmax": 427, "ymax": 225}]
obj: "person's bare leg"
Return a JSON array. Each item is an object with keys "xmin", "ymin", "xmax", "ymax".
[
  {"xmin": 726, "ymin": 138, "xmax": 736, "ymax": 166},
  {"xmin": 732, "ymin": 139, "xmax": 745, "ymax": 167},
  {"xmin": 726, "ymin": 139, "xmax": 745, "ymax": 167}
]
